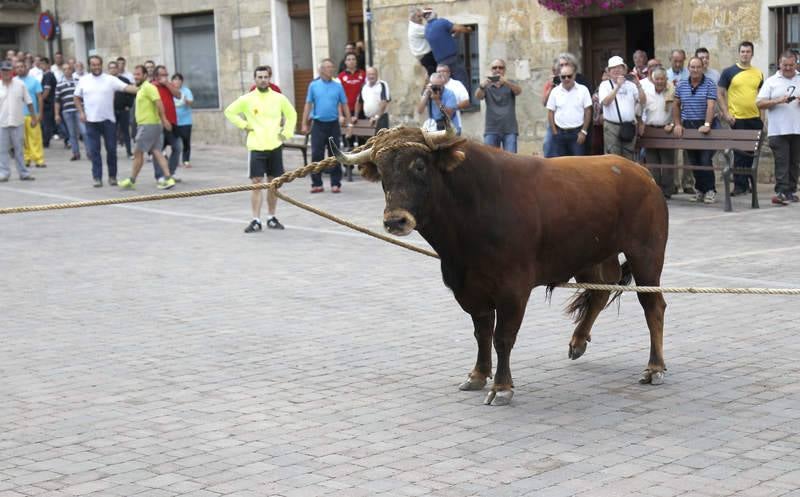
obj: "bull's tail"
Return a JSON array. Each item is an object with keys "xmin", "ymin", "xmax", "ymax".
[{"xmin": 564, "ymin": 260, "xmax": 633, "ymax": 323}]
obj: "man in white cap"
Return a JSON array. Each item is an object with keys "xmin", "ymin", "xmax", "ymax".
[{"xmin": 598, "ymin": 55, "xmax": 646, "ymax": 160}]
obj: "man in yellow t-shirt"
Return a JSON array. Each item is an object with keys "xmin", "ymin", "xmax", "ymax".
[
  {"xmin": 118, "ymin": 65, "xmax": 175, "ymax": 190},
  {"xmin": 718, "ymin": 41, "xmax": 764, "ymax": 195},
  {"xmin": 224, "ymin": 65, "xmax": 297, "ymax": 232}
]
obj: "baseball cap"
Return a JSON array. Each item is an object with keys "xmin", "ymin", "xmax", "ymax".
[
  {"xmin": 607, "ymin": 55, "xmax": 626, "ymax": 69},
  {"xmin": 0, "ymin": 60, "xmax": 13, "ymax": 71}
]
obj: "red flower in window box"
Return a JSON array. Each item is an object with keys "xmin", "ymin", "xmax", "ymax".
[{"xmin": 538, "ymin": 0, "xmax": 634, "ymax": 15}]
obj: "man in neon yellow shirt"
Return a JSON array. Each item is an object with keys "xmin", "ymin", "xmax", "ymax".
[
  {"xmin": 118, "ymin": 65, "xmax": 175, "ymax": 190},
  {"xmin": 225, "ymin": 65, "xmax": 297, "ymax": 232}
]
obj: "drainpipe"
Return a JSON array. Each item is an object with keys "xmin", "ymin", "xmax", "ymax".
[{"xmin": 366, "ymin": 0, "xmax": 373, "ymax": 67}]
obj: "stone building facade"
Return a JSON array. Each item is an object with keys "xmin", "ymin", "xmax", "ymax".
[{"xmin": 4, "ymin": 0, "xmax": 799, "ymax": 158}]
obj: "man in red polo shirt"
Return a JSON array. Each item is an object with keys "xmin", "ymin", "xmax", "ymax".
[
  {"xmin": 338, "ymin": 53, "xmax": 364, "ymax": 149},
  {"xmin": 151, "ymin": 65, "xmax": 183, "ymax": 181}
]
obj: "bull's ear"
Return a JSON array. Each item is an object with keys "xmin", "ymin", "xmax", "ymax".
[
  {"xmin": 358, "ymin": 163, "xmax": 381, "ymax": 182},
  {"xmin": 436, "ymin": 140, "xmax": 467, "ymax": 172}
]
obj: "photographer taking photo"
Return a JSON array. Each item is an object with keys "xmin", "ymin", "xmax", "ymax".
[
  {"xmin": 476, "ymin": 58, "xmax": 522, "ymax": 152},
  {"xmin": 417, "ymin": 72, "xmax": 461, "ymax": 135}
]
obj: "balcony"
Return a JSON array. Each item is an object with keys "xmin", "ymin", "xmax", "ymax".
[{"xmin": 0, "ymin": 0, "xmax": 40, "ymax": 10}]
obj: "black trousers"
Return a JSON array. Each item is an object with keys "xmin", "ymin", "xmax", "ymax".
[
  {"xmin": 175, "ymin": 125, "xmax": 192, "ymax": 163},
  {"xmin": 732, "ymin": 117, "xmax": 763, "ymax": 191},
  {"xmin": 42, "ymin": 105, "xmax": 56, "ymax": 147},
  {"xmin": 310, "ymin": 120, "xmax": 342, "ymax": 187}
]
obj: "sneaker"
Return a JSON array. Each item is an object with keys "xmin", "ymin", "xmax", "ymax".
[
  {"xmin": 703, "ymin": 190, "xmax": 717, "ymax": 204},
  {"xmin": 311, "ymin": 186, "xmax": 324, "ymax": 193},
  {"xmin": 93, "ymin": 178, "xmax": 103, "ymax": 188},
  {"xmin": 244, "ymin": 219, "xmax": 262, "ymax": 233},
  {"xmin": 108, "ymin": 177, "xmax": 118, "ymax": 186},
  {"xmin": 689, "ymin": 191, "xmax": 704, "ymax": 203},
  {"xmin": 772, "ymin": 193, "xmax": 790, "ymax": 206},
  {"xmin": 788, "ymin": 192, "xmax": 800, "ymax": 203},
  {"xmin": 331, "ymin": 185, "xmax": 341, "ymax": 193},
  {"xmin": 70, "ymin": 154, "xmax": 79, "ymax": 161},
  {"xmin": 157, "ymin": 177, "xmax": 176, "ymax": 190},
  {"xmin": 183, "ymin": 161, "xmax": 191, "ymax": 168},
  {"xmin": 35, "ymin": 164, "xmax": 46, "ymax": 168},
  {"xmin": 20, "ymin": 175, "xmax": 35, "ymax": 181},
  {"xmin": 683, "ymin": 187, "xmax": 695, "ymax": 195},
  {"xmin": 118, "ymin": 177, "xmax": 135, "ymax": 189},
  {"xmin": 172, "ymin": 176, "xmax": 182, "ymax": 183},
  {"xmin": 266, "ymin": 217, "xmax": 285, "ymax": 230}
]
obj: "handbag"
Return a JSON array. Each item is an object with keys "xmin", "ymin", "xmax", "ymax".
[
  {"xmin": 611, "ymin": 81, "xmax": 636, "ymax": 142},
  {"xmin": 421, "ymin": 99, "xmax": 447, "ymax": 132}
]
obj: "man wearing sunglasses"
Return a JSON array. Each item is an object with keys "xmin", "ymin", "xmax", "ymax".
[
  {"xmin": 476, "ymin": 59, "xmax": 522, "ymax": 152},
  {"xmin": 757, "ymin": 50, "xmax": 800, "ymax": 205},
  {"xmin": 545, "ymin": 64, "xmax": 592, "ymax": 157}
]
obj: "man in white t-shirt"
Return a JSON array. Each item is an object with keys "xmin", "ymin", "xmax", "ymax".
[
  {"xmin": 756, "ymin": 50, "xmax": 800, "ymax": 205},
  {"xmin": 437, "ymin": 63, "xmax": 469, "ymax": 131},
  {"xmin": 599, "ymin": 55, "xmax": 646, "ymax": 160},
  {"xmin": 355, "ymin": 67, "xmax": 390, "ymax": 131},
  {"xmin": 546, "ymin": 63, "xmax": 592, "ymax": 157},
  {"xmin": 74, "ymin": 55, "xmax": 138, "ymax": 187},
  {"xmin": 408, "ymin": 8, "xmax": 436, "ymax": 76}
]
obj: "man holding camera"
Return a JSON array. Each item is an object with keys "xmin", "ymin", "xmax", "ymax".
[
  {"xmin": 598, "ymin": 55, "xmax": 646, "ymax": 160},
  {"xmin": 756, "ymin": 50, "xmax": 800, "ymax": 205},
  {"xmin": 476, "ymin": 58, "xmax": 521, "ymax": 152},
  {"xmin": 416, "ymin": 72, "xmax": 461, "ymax": 134}
]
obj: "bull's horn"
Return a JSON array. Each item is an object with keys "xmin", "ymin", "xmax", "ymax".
[{"xmin": 328, "ymin": 137, "xmax": 373, "ymax": 165}]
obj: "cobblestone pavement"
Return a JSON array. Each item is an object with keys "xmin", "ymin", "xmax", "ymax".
[{"xmin": 2, "ymin": 139, "xmax": 800, "ymax": 497}]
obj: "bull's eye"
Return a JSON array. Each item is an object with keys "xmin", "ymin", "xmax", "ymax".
[{"xmin": 412, "ymin": 159, "xmax": 426, "ymax": 173}]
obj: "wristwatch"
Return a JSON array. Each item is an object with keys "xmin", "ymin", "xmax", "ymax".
[
  {"xmin": 703, "ymin": 122, "xmax": 711, "ymax": 127},
  {"xmin": 579, "ymin": 129, "xmax": 588, "ymax": 135}
]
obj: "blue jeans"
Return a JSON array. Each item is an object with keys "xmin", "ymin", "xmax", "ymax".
[
  {"xmin": 310, "ymin": 120, "xmax": 343, "ymax": 187},
  {"xmin": 85, "ymin": 120, "xmax": 118, "ymax": 180},
  {"xmin": 550, "ymin": 128, "xmax": 584, "ymax": 157},
  {"xmin": 484, "ymin": 133, "xmax": 518, "ymax": 153},
  {"xmin": 154, "ymin": 127, "xmax": 182, "ymax": 179},
  {"xmin": 543, "ymin": 126, "xmax": 554, "ymax": 157},
  {"xmin": 62, "ymin": 111, "xmax": 81, "ymax": 156}
]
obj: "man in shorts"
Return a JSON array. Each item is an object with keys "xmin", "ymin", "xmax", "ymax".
[
  {"xmin": 224, "ymin": 65, "xmax": 297, "ymax": 232},
  {"xmin": 118, "ymin": 65, "xmax": 175, "ymax": 190}
]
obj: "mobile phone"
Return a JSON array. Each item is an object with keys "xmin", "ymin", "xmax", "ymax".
[
  {"xmin": 488, "ymin": 75, "xmax": 500, "ymax": 82},
  {"xmin": 624, "ymin": 74, "xmax": 635, "ymax": 82},
  {"xmin": 788, "ymin": 96, "xmax": 797, "ymax": 102}
]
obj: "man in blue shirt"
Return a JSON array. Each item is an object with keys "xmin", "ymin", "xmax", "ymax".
[
  {"xmin": 301, "ymin": 59, "xmax": 351, "ymax": 193},
  {"xmin": 422, "ymin": 9, "xmax": 473, "ymax": 97},
  {"xmin": 416, "ymin": 72, "xmax": 461, "ymax": 134}
]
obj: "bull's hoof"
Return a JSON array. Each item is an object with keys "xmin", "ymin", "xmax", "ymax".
[
  {"xmin": 483, "ymin": 389, "xmax": 513, "ymax": 406},
  {"xmin": 459, "ymin": 374, "xmax": 487, "ymax": 391},
  {"xmin": 568, "ymin": 341, "xmax": 588, "ymax": 360},
  {"xmin": 639, "ymin": 369, "xmax": 665, "ymax": 385}
]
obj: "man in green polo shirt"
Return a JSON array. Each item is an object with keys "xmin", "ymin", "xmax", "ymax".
[{"xmin": 118, "ymin": 65, "xmax": 175, "ymax": 190}]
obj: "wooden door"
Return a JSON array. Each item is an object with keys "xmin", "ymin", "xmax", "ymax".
[
  {"xmin": 290, "ymin": 0, "xmax": 313, "ymax": 128},
  {"xmin": 582, "ymin": 15, "xmax": 626, "ymax": 91}
]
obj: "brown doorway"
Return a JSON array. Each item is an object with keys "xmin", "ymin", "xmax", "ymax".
[
  {"xmin": 289, "ymin": 0, "xmax": 313, "ymax": 128},
  {"xmin": 581, "ymin": 10, "xmax": 654, "ymax": 90}
]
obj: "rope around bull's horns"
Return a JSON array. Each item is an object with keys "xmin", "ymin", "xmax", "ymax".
[{"xmin": 1, "ymin": 141, "xmax": 799, "ymax": 296}]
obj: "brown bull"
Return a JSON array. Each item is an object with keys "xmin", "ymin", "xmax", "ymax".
[{"xmin": 331, "ymin": 124, "xmax": 668, "ymax": 406}]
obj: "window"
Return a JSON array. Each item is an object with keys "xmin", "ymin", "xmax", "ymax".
[
  {"xmin": 83, "ymin": 22, "xmax": 95, "ymax": 60},
  {"xmin": 775, "ymin": 5, "xmax": 800, "ymax": 56},
  {"xmin": 456, "ymin": 24, "xmax": 479, "ymax": 111},
  {"xmin": 0, "ymin": 28, "xmax": 18, "ymax": 46},
  {"xmin": 173, "ymin": 13, "xmax": 219, "ymax": 109}
]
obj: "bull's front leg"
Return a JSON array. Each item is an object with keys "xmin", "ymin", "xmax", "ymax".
[
  {"xmin": 459, "ymin": 310, "xmax": 495, "ymax": 391},
  {"xmin": 484, "ymin": 295, "xmax": 528, "ymax": 406}
]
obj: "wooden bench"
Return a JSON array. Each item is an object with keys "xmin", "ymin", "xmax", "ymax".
[
  {"xmin": 283, "ymin": 133, "xmax": 310, "ymax": 165},
  {"xmin": 637, "ymin": 128, "xmax": 764, "ymax": 212},
  {"xmin": 343, "ymin": 119, "xmax": 381, "ymax": 181}
]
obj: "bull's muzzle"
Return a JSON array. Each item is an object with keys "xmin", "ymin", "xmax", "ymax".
[{"xmin": 383, "ymin": 209, "xmax": 417, "ymax": 236}]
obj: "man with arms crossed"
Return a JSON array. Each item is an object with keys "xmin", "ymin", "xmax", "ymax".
[{"xmin": 225, "ymin": 66, "xmax": 297, "ymax": 232}]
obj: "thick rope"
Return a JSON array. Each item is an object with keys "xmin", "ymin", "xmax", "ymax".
[{"xmin": 2, "ymin": 137, "xmax": 799, "ymax": 296}]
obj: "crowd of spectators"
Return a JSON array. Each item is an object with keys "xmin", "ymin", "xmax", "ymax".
[{"xmin": 1, "ymin": 48, "xmax": 194, "ymax": 189}]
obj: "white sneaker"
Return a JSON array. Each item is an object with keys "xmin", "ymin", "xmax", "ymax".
[
  {"xmin": 704, "ymin": 191, "xmax": 717, "ymax": 204},
  {"xmin": 690, "ymin": 192, "xmax": 704, "ymax": 203}
]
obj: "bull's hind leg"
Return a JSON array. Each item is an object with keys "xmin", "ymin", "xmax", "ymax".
[
  {"xmin": 567, "ymin": 257, "xmax": 622, "ymax": 360},
  {"xmin": 626, "ymin": 254, "xmax": 667, "ymax": 385},
  {"xmin": 459, "ymin": 311, "xmax": 495, "ymax": 391}
]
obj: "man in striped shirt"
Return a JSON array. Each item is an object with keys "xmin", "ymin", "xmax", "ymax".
[
  {"xmin": 55, "ymin": 63, "xmax": 81, "ymax": 160},
  {"xmin": 673, "ymin": 57, "xmax": 718, "ymax": 203}
]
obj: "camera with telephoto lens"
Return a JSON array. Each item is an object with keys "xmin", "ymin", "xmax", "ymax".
[
  {"xmin": 431, "ymin": 85, "xmax": 442, "ymax": 93},
  {"xmin": 488, "ymin": 75, "xmax": 500, "ymax": 82},
  {"xmin": 788, "ymin": 96, "xmax": 797, "ymax": 102}
]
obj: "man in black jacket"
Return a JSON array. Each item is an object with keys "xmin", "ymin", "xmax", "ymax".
[{"xmin": 109, "ymin": 61, "xmax": 134, "ymax": 159}]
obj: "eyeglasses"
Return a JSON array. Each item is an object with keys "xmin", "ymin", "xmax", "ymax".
[
  {"xmin": 560, "ymin": 74, "xmax": 574, "ymax": 79},
  {"xmin": 491, "ymin": 66, "xmax": 505, "ymax": 70}
]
